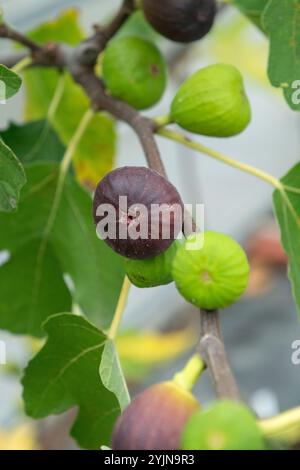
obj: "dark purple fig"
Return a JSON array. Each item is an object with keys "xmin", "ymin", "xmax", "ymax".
[
  {"xmin": 93, "ymin": 166, "xmax": 183, "ymax": 259},
  {"xmin": 142, "ymin": 0, "xmax": 216, "ymax": 43},
  {"xmin": 112, "ymin": 381, "xmax": 200, "ymax": 450}
]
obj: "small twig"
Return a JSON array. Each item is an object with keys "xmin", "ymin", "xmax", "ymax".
[
  {"xmin": 11, "ymin": 56, "xmax": 32, "ymax": 74},
  {"xmin": 0, "ymin": 23, "xmax": 41, "ymax": 52},
  {"xmin": 99, "ymin": 0, "xmax": 136, "ymax": 42},
  {"xmin": 74, "ymin": 0, "xmax": 136, "ymax": 67}
]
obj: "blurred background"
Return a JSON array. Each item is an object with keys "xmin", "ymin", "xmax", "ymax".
[{"xmin": 0, "ymin": 0, "xmax": 300, "ymax": 450}]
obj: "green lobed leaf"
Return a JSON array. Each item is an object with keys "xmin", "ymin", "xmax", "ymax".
[
  {"xmin": 22, "ymin": 313, "xmax": 123, "ymax": 449},
  {"xmin": 0, "ymin": 120, "xmax": 65, "ymax": 164},
  {"xmin": 234, "ymin": 0, "xmax": 269, "ymax": 30},
  {"xmin": 273, "ymin": 163, "xmax": 300, "ymax": 320},
  {"xmin": 23, "ymin": 10, "xmax": 117, "ymax": 188},
  {"xmin": 263, "ymin": 0, "xmax": 300, "ymax": 111},
  {"xmin": 0, "ymin": 163, "xmax": 124, "ymax": 336},
  {"xmin": 0, "ymin": 64, "xmax": 22, "ymax": 100},
  {"xmin": 0, "ymin": 139, "xmax": 26, "ymax": 212},
  {"xmin": 100, "ymin": 339, "xmax": 130, "ymax": 411}
]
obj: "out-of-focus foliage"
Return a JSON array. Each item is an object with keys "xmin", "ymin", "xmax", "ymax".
[
  {"xmin": 117, "ymin": 328, "xmax": 196, "ymax": 381},
  {"xmin": 234, "ymin": 0, "xmax": 269, "ymax": 30},
  {"xmin": 0, "ymin": 424, "xmax": 37, "ymax": 450},
  {"xmin": 209, "ymin": 16, "xmax": 268, "ymax": 86},
  {"xmin": 116, "ymin": 10, "xmax": 157, "ymax": 42},
  {"xmin": 23, "ymin": 10, "xmax": 117, "ymax": 189}
]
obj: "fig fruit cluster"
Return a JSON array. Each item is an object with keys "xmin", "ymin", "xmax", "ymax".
[
  {"xmin": 112, "ymin": 384, "xmax": 266, "ymax": 450},
  {"xmin": 142, "ymin": 0, "xmax": 216, "ymax": 43},
  {"xmin": 93, "ymin": 167, "xmax": 249, "ymax": 307}
]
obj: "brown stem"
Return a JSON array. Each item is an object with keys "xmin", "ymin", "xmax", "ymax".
[
  {"xmin": 71, "ymin": 66, "xmax": 166, "ymax": 176},
  {"xmin": 74, "ymin": 0, "xmax": 136, "ymax": 67},
  {"xmin": 199, "ymin": 310, "xmax": 241, "ymax": 400},
  {"xmin": 0, "ymin": 23, "xmax": 41, "ymax": 52},
  {"xmin": 98, "ymin": 0, "xmax": 136, "ymax": 42}
]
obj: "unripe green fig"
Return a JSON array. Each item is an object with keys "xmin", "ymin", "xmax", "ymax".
[
  {"xmin": 170, "ymin": 64, "xmax": 251, "ymax": 137},
  {"xmin": 102, "ymin": 36, "xmax": 167, "ymax": 110},
  {"xmin": 112, "ymin": 381, "xmax": 199, "ymax": 450},
  {"xmin": 125, "ymin": 242, "xmax": 178, "ymax": 288},
  {"xmin": 172, "ymin": 231, "xmax": 249, "ymax": 310},
  {"xmin": 182, "ymin": 401, "xmax": 266, "ymax": 450}
]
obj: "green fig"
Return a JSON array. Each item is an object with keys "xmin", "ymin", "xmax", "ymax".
[
  {"xmin": 172, "ymin": 231, "xmax": 249, "ymax": 310},
  {"xmin": 102, "ymin": 36, "xmax": 167, "ymax": 110},
  {"xmin": 182, "ymin": 401, "xmax": 266, "ymax": 450},
  {"xmin": 125, "ymin": 242, "xmax": 178, "ymax": 288},
  {"xmin": 112, "ymin": 380, "xmax": 200, "ymax": 450},
  {"xmin": 170, "ymin": 64, "xmax": 251, "ymax": 137}
]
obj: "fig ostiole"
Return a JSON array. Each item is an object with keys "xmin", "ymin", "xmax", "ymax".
[
  {"xmin": 93, "ymin": 166, "xmax": 183, "ymax": 260},
  {"xmin": 172, "ymin": 231, "xmax": 250, "ymax": 310},
  {"xmin": 171, "ymin": 63, "xmax": 251, "ymax": 137},
  {"xmin": 142, "ymin": 0, "xmax": 216, "ymax": 43},
  {"xmin": 125, "ymin": 242, "xmax": 178, "ymax": 288},
  {"xmin": 112, "ymin": 380, "xmax": 200, "ymax": 450},
  {"xmin": 182, "ymin": 401, "xmax": 266, "ymax": 450},
  {"xmin": 102, "ymin": 36, "xmax": 167, "ymax": 110}
]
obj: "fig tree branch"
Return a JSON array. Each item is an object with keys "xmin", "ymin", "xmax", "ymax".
[
  {"xmin": 0, "ymin": 0, "xmax": 241, "ymax": 402},
  {"xmin": 72, "ymin": 65, "xmax": 240, "ymax": 401},
  {"xmin": 0, "ymin": 23, "xmax": 41, "ymax": 52}
]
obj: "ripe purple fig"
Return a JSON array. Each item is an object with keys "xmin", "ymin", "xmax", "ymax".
[
  {"xmin": 142, "ymin": 0, "xmax": 216, "ymax": 43},
  {"xmin": 112, "ymin": 381, "xmax": 200, "ymax": 450},
  {"xmin": 93, "ymin": 166, "xmax": 183, "ymax": 259}
]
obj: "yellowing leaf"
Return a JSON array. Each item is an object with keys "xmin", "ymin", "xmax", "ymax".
[
  {"xmin": 117, "ymin": 329, "xmax": 196, "ymax": 365},
  {"xmin": 27, "ymin": 8, "xmax": 83, "ymax": 45},
  {"xmin": 23, "ymin": 10, "xmax": 116, "ymax": 188},
  {"xmin": 0, "ymin": 424, "xmax": 37, "ymax": 450}
]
